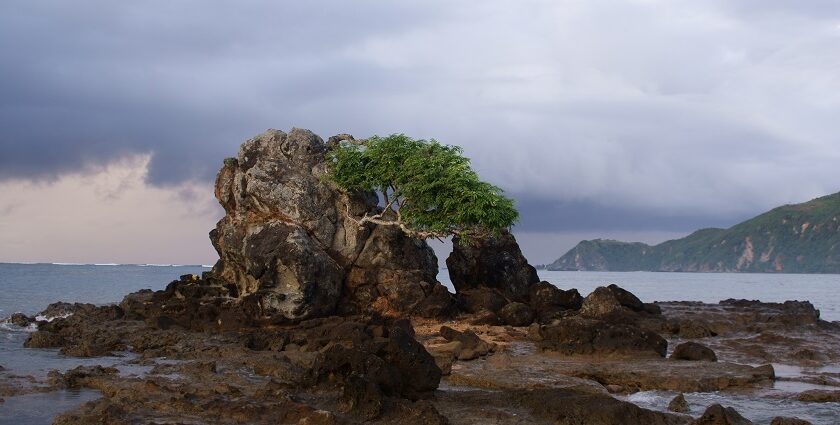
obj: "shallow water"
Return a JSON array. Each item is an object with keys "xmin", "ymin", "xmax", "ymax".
[
  {"xmin": 0, "ymin": 388, "xmax": 101, "ymax": 425},
  {"xmin": 624, "ymin": 390, "xmax": 840, "ymax": 424},
  {"xmin": 0, "ymin": 263, "xmax": 209, "ymax": 423}
]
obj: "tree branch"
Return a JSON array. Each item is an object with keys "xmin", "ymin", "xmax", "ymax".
[{"xmin": 345, "ymin": 202, "xmax": 445, "ymax": 240}]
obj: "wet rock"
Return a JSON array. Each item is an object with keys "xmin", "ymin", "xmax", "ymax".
[
  {"xmin": 24, "ymin": 331, "xmax": 64, "ymax": 348},
  {"xmin": 48, "ymin": 365, "xmax": 118, "ymax": 389},
  {"xmin": 643, "ymin": 303, "xmax": 662, "ymax": 315},
  {"xmin": 468, "ymin": 309, "xmax": 503, "ymax": 326},
  {"xmin": 436, "ymin": 326, "xmax": 493, "ymax": 361},
  {"xmin": 413, "ymin": 283, "xmax": 458, "ymax": 319},
  {"xmin": 719, "ymin": 299, "xmax": 820, "ymax": 326},
  {"xmin": 791, "ymin": 348, "xmax": 825, "ymax": 362},
  {"xmin": 752, "ymin": 364, "xmax": 775, "ymax": 380},
  {"xmin": 676, "ymin": 320, "xmax": 717, "ymax": 338},
  {"xmin": 796, "ymin": 389, "xmax": 840, "ymax": 402},
  {"xmin": 691, "ymin": 404, "xmax": 752, "ymax": 425},
  {"xmin": 439, "ymin": 326, "xmax": 462, "ymax": 342},
  {"xmin": 61, "ymin": 337, "xmax": 123, "ymax": 357},
  {"xmin": 431, "ymin": 353, "xmax": 454, "ymax": 376},
  {"xmin": 671, "ymin": 342, "xmax": 717, "ymax": 362},
  {"xmin": 446, "ymin": 230, "xmax": 539, "ymax": 302},
  {"xmin": 498, "ymin": 302, "xmax": 535, "ymax": 327},
  {"xmin": 505, "ymin": 388, "xmax": 684, "ymax": 425},
  {"xmin": 538, "ymin": 318, "xmax": 667, "ymax": 357},
  {"xmin": 579, "ymin": 287, "xmax": 625, "ymax": 320},
  {"xmin": 527, "ymin": 323, "xmax": 543, "ymax": 341},
  {"xmin": 7, "ymin": 313, "xmax": 34, "ymax": 327},
  {"xmin": 457, "ymin": 288, "xmax": 508, "ymax": 313},
  {"xmin": 770, "ymin": 417, "xmax": 812, "ymax": 425},
  {"xmin": 607, "ymin": 284, "xmax": 645, "ymax": 312},
  {"xmin": 341, "ymin": 375, "xmax": 383, "ymax": 420},
  {"xmin": 528, "ymin": 281, "xmax": 582, "ymax": 322},
  {"xmin": 605, "ymin": 384, "xmax": 624, "ymax": 393},
  {"xmin": 37, "ymin": 302, "xmax": 90, "ymax": 319},
  {"xmin": 667, "ymin": 393, "xmax": 690, "ymax": 413}
]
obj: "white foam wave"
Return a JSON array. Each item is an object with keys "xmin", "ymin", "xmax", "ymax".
[
  {"xmin": 34, "ymin": 312, "xmax": 73, "ymax": 322},
  {"xmin": 0, "ymin": 320, "xmax": 38, "ymax": 333}
]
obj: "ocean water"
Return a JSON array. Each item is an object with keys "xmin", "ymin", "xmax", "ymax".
[
  {"xmin": 0, "ymin": 263, "xmax": 210, "ymax": 425},
  {"xmin": 2, "ymin": 263, "xmax": 840, "ymax": 423}
]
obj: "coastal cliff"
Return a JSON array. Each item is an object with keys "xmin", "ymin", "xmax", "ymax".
[{"xmin": 549, "ymin": 192, "xmax": 840, "ymax": 273}]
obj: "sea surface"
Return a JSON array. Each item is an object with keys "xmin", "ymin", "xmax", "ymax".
[{"xmin": 2, "ymin": 263, "xmax": 840, "ymax": 423}]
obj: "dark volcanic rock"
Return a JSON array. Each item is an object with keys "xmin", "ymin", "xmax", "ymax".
[
  {"xmin": 770, "ymin": 416, "xmax": 811, "ymax": 425},
  {"xmin": 29, "ymin": 301, "xmax": 447, "ymax": 422},
  {"xmin": 502, "ymin": 389, "xmax": 681, "ymax": 425},
  {"xmin": 528, "ymin": 281, "xmax": 582, "ymax": 322},
  {"xmin": 434, "ymin": 326, "xmax": 494, "ymax": 361},
  {"xmin": 537, "ymin": 317, "xmax": 667, "ymax": 357},
  {"xmin": 667, "ymin": 393, "xmax": 690, "ymax": 413},
  {"xmin": 671, "ymin": 342, "xmax": 718, "ymax": 362},
  {"xmin": 208, "ymin": 129, "xmax": 452, "ymax": 321},
  {"xmin": 691, "ymin": 404, "xmax": 752, "ymax": 424},
  {"xmin": 498, "ymin": 302, "xmax": 535, "ymax": 327},
  {"xmin": 607, "ymin": 284, "xmax": 645, "ymax": 312},
  {"xmin": 7, "ymin": 313, "xmax": 34, "ymax": 327},
  {"xmin": 579, "ymin": 287, "xmax": 624, "ymax": 319},
  {"xmin": 796, "ymin": 389, "xmax": 840, "ymax": 402},
  {"xmin": 48, "ymin": 365, "xmax": 119, "ymax": 389},
  {"xmin": 457, "ymin": 288, "xmax": 508, "ymax": 313},
  {"xmin": 719, "ymin": 299, "xmax": 820, "ymax": 326},
  {"xmin": 770, "ymin": 418, "xmax": 812, "ymax": 425},
  {"xmin": 342, "ymin": 224, "xmax": 449, "ymax": 317},
  {"xmin": 446, "ymin": 230, "xmax": 539, "ymax": 302}
]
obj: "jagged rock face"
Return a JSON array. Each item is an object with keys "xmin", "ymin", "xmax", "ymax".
[
  {"xmin": 446, "ymin": 231, "xmax": 583, "ymax": 325},
  {"xmin": 209, "ymin": 128, "xmax": 446, "ymax": 321},
  {"xmin": 446, "ymin": 230, "xmax": 539, "ymax": 302},
  {"xmin": 341, "ymin": 224, "xmax": 442, "ymax": 316}
]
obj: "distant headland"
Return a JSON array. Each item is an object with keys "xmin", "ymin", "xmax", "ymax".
[{"xmin": 549, "ymin": 192, "xmax": 840, "ymax": 273}]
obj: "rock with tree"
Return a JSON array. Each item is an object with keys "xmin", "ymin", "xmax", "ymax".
[{"xmin": 210, "ymin": 129, "xmax": 524, "ymax": 321}]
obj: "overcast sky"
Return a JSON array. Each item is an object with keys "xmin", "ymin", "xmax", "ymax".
[{"xmin": 2, "ymin": 1, "xmax": 840, "ymax": 265}]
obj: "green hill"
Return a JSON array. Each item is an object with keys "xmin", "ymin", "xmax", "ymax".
[{"xmin": 548, "ymin": 192, "xmax": 840, "ymax": 273}]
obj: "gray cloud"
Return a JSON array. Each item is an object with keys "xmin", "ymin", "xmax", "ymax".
[{"xmin": 2, "ymin": 0, "xmax": 840, "ymax": 241}]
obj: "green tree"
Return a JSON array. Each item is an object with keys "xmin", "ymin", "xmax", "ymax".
[{"xmin": 327, "ymin": 134, "xmax": 518, "ymax": 239}]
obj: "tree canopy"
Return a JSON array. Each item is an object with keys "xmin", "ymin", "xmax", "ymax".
[{"xmin": 327, "ymin": 134, "xmax": 518, "ymax": 239}]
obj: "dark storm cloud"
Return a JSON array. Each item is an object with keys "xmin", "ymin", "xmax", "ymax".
[
  {"xmin": 2, "ymin": 0, "xmax": 840, "ymax": 237},
  {"xmin": 0, "ymin": 0, "xmax": 442, "ymax": 183},
  {"xmin": 511, "ymin": 197, "xmax": 743, "ymax": 233}
]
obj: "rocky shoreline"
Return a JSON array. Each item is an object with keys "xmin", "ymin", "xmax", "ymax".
[
  {"xmin": 3, "ymin": 282, "xmax": 836, "ymax": 424},
  {"xmin": 3, "ymin": 129, "xmax": 839, "ymax": 424}
]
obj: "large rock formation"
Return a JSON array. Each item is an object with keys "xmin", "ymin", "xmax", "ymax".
[
  {"xmin": 210, "ymin": 128, "xmax": 452, "ymax": 321},
  {"xmin": 446, "ymin": 230, "xmax": 583, "ymax": 325},
  {"xmin": 447, "ymin": 230, "xmax": 539, "ymax": 302}
]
